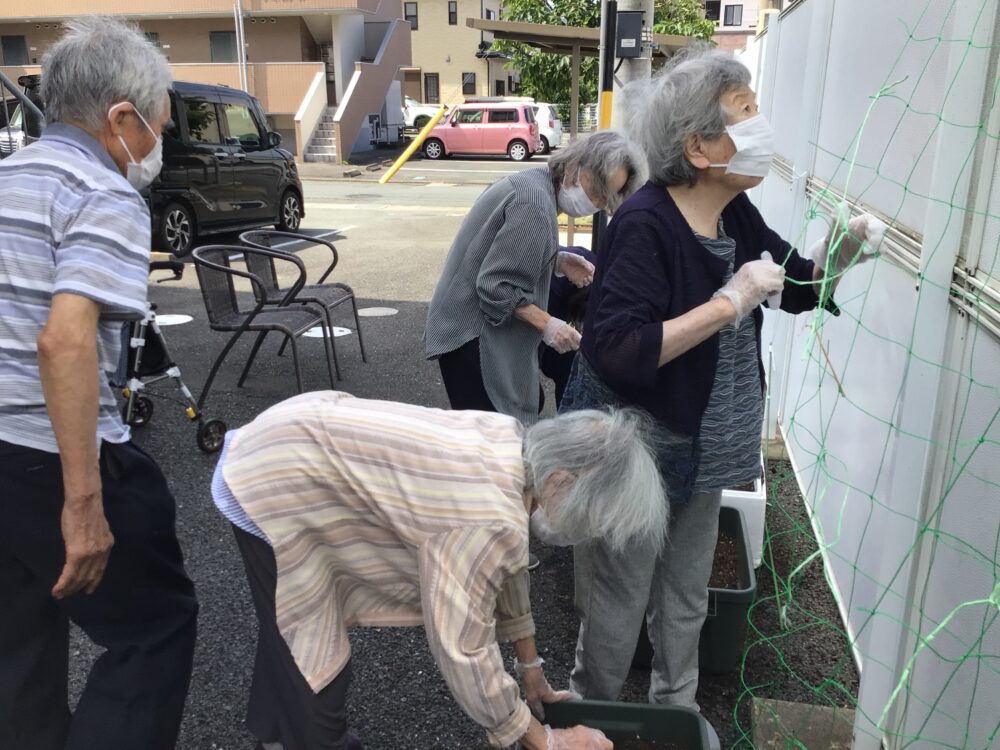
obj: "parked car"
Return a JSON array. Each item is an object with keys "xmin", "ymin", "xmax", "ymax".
[
  {"xmin": 0, "ymin": 74, "xmax": 43, "ymax": 158},
  {"xmin": 403, "ymin": 96, "xmax": 444, "ymax": 129},
  {"xmin": 532, "ymin": 102, "xmax": 563, "ymax": 154},
  {"xmin": 152, "ymin": 81, "xmax": 304, "ymax": 256},
  {"xmin": 422, "ymin": 101, "xmax": 541, "ymax": 162},
  {"xmin": 0, "ymin": 77, "xmax": 302, "ymax": 256}
]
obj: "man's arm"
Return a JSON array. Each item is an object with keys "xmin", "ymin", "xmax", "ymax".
[{"xmin": 37, "ymin": 293, "xmax": 114, "ymax": 598}]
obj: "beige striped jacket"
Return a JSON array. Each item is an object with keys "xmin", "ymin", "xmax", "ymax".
[{"xmin": 223, "ymin": 391, "xmax": 536, "ymax": 747}]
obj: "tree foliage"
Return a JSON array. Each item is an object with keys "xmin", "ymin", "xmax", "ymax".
[{"xmin": 494, "ymin": 0, "xmax": 716, "ymax": 109}]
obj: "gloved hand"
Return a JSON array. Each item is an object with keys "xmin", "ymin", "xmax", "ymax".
[
  {"xmin": 556, "ymin": 252, "xmax": 595, "ymax": 288},
  {"xmin": 542, "ymin": 316, "xmax": 582, "ymax": 354},
  {"xmin": 545, "ymin": 725, "xmax": 613, "ymax": 750},
  {"xmin": 516, "ymin": 657, "xmax": 581, "ymax": 719},
  {"xmin": 811, "ymin": 208, "xmax": 887, "ymax": 277},
  {"xmin": 714, "ymin": 258, "xmax": 785, "ymax": 321}
]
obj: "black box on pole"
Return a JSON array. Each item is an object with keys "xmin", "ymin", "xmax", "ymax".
[{"xmin": 615, "ymin": 10, "xmax": 644, "ymax": 59}]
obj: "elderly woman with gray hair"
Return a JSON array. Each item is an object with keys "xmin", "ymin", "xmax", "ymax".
[
  {"xmin": 212, "ymin": 391, "xmax": 667, "ymax": 750},
  {"xmin": 559, "ymin": 47, "xmax": 885, "ymax": 740},
  {"xmin": 425, "ymin": 131, "xmax": 643, "ymax": 426}
]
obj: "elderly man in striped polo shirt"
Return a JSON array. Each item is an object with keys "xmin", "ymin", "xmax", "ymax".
[
  {"xmin": 0, "ymin": 17, "xmax": 198, "ymax": 750},
  {"xmin": 213, "ymin": 392, "xmax": 669, "ymax": 750}
]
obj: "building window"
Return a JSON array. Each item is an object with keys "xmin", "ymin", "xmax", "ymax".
[
  {"xmin": 484, "ymin": 8, "xmax": 495, "ymax": 20},
  {"xmin": 723, "ymin": 4, "xmax": 743, "ymax": 25},
  {"xmin": 210, "ymin": 31, "xmax": 238, "ymax": 63},
  {"xmin": 462, "ymin": 73, "xmax": 476, "ymax": 95},
  {"xmin": 0, "ymin": 36, "xmax": 29, "ymax": 66},
  {"xmin": 424, "ymin": 73, "xmax": 439, "ymax": 104},
  {"xmin": 144, "ymin": 32, "xmax": 161, "ymax": 48},
  {"xmin": 704, "ymin": 1, "xmax": 721, "ymax": 21},
  {"xmin": 448, "ymin": 1, "xmax": 458, "ymax": 25},
  {"xmin": 404, "ymin": 2, "xmax": 419, "ymax": 30},
  {"xmin": 495, "ymin": 80, "xmax": 505, "ymax": 96}
]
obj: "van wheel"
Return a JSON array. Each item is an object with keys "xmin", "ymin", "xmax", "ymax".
[
  {"xmin": 540, "ymin": 136, "xmax": 551, "ymax": 154},
  {"xmin": 277, "ymin": 189, "xmax": 302, "ymax": 232},
  {"xmin": 160, "ymin": 202, "xmax": 195, "ymax": 257},
  {"xmin": 414, "ymin": 115, "xmax": 430, "ymax": 129},
  {"xmin": 424, "ymin": 138, "xmax": 446, "ymax": 160},
  {"xmin": 508, "ymin": 140, "xmax": 529, "ymax": 162}
]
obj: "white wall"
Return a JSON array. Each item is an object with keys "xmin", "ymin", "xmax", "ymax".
[
  {"xmin": 742, "ymin": 1, "xmax": 1000, "ymax": 747},
  {"xmin": 332, "ymin": 13, "xmax": 364, "ymax": 103}
]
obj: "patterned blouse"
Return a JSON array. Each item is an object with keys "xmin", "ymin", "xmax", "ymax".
[{"xmin": 220, "ymin": 392, "xmax": 535, "ymax": 747}]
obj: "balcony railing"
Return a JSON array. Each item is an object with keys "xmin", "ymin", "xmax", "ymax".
[{"xmin": 0, "ymin": 61, "xmax": 323, "ymax": 116}]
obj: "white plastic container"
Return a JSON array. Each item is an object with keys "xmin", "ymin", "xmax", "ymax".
[{"xmin": 721, "ymin": 454, "xmax": 767, "ymax": 568}]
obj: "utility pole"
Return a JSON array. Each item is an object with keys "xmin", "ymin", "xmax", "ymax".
[{"xmin": 610, "ymin": 0, "xmax": 654, "ymax": 130}]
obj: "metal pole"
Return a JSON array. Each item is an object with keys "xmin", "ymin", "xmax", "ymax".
[
  {"xmin": 234, "ymin": 0, "xmax": 249, "ymax": 92},
  {"xmin": 567, "ymin": 42, "xmax": 581, "ymax": 246},
  {"xmin": 611, "ymin": 0, "xmax": 653, "ymax": 130},
  {"xmin": 593, "ymin": 0, "xmax": 618, "ymax": 251}
]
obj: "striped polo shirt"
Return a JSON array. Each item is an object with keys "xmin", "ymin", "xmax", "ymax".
[
  {"xmin": 0, "ymin": 123, "xmax": 151, "ymax": 453},
  {"xmin": 219, "ymin": 392, "xmax": 536, "ymax": 748}
]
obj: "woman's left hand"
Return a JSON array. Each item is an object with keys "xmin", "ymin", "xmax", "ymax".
[
  {"xmin": 519, "ymin": 663, "xmax": 581, "ymax": 719},
  {"xmin": 557, "ymin": 252, "xmax": 596, "ymax": 288}
]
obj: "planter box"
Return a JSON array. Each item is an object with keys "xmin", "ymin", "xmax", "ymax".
[
  {"xmin": 545, "ymin": 700, "xmax": 711, "ymax": 749},
  {"xmin": 633, "ymin": 506, "xmax": 758, "ymax": 674},
  {"xmin": 720, "ymin": 453, "xmax": 767, "ymax": 568}
]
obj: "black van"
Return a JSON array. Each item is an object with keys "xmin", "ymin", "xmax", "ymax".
[
  {"xmin": 0, "ymin": 77, "xmax": 303, "ymax": 256},
  {"xmin": 155, "ymin": 81, "xmax": 304, "ymax": 256}
]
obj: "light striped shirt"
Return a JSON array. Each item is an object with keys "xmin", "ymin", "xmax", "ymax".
[
  {"xmin": 0, "ymin": 123, "xmax": 151, "ymax": 452},
  {"xmin": 425, "ymin": 167, "xmax": 559, "ymax": 425},
  {"xmin": 219, "ymin": 392, "xmax": 536, "ymax": 748}
]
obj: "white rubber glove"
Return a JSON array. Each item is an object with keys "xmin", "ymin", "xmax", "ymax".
[
  {"xmin": 545, "ymin": 725, "xmax": 613, "ymax": 750},
  {"xmin": 555, "ymin": 252, "xmax": 596, "ymax": 288},
  {"xmin": 714, "ymin": 258, "xmax": 785, "ymax": 321},
  {"xmin": 811, "ymin": 208, "xmax": 887, "ymax": 277},
  {"xmin": 761, "ymin": 251, "xmax": 782, "ymax": 311},
  {"xmin": 542, "ymin": 316, "xmax": 582, "ymax": 354},
  {"xmin": 516, "ymin": 657, "xmax": 581, "ymax": 719}
]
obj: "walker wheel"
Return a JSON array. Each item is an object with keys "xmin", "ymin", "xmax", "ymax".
[
  {"xmin": 124, "ymin": 396, "xmax": 154, "ymax": 427},
  {"xmin": 197, "ymin": 419, "xmax": 227, "ymax": 454}
]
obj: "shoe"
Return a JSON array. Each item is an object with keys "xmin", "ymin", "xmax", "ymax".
[{"xmin": 527, "ymin": 553, "xmax": 541, "ymax": 571}]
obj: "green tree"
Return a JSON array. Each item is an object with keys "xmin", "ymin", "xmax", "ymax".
[
  {"xmin": 494, "ymin": 0, "xmax": 715, "ymax": 114},
  {"xmin": 653, "ymin": 0, "xmax": 717, "ymax": 39}
]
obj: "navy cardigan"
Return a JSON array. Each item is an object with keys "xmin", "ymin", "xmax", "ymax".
[{"xmin": 580, "ymin": 181, "xmax": 834, "ymax": 437}]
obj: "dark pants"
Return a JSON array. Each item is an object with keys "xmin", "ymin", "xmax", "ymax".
[
  {"xmin": 438, "ymin": 338, "xmax": 544, "ymax": 413},
  {"xmin": 0, "ymin": 439, "xmax": 199, "ymax": 750},
  {"xmin": 232, "ymin": 525, "xmax": 358, "ymax": 750}
]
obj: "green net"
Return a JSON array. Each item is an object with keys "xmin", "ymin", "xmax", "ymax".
[{"xmin": 729, "ymin": 0, "xmax": 1000, "ymax": 747}]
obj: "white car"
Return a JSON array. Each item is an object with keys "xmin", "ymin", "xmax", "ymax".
[
  {"xmin": 403, "ymin": 96, "xmax": 445, "ymax": 129},
  {"xmin": 533, "ymin": 102, "xmax": 563, "ymax": 154}
]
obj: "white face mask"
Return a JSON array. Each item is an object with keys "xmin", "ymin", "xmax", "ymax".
[
  {"xmin": 529, "ymin": 507, "xmax": 582, "ymax": 547},
  {"xmin": 558, "ymin": 182, "xmax": 599, "ymax": 218},
  {"xmin": 708, "ymin": 113, "xmax": 775, "ymax": 178},
  {"xmin": 109, "ymin": 102, "xmax": 163, "ymax": 190}
]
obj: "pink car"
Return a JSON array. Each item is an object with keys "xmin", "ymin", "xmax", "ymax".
[{"xmin": 422, "ymin": 102, "xmax": 541, "ymax": 162}]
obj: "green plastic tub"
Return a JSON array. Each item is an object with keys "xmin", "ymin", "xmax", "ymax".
[
  {"xmin": 633, "ymin": 506, "xmax": 757, "ymax": 673},
  {"xmin": 544, "ymin": 699, "xmax": 711, "ymax": 749}
]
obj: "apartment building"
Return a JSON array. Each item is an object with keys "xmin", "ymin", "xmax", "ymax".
[
  {"xmin": 704, "ymin": 0, "xmax": 759, "ymax": 52},
  {"xmin": 0, "ymin": 0, "xmax": 413, "ymax": 161},
  {"xmin": 402, "ymin": 0, "xmax": 512, "ymax": 106}
]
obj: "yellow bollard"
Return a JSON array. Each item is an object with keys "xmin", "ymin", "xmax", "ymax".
[{"xmin": 379, "ymin": 106, "xmax": 449, "ymax": 185}]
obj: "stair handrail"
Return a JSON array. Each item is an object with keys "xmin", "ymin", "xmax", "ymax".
[{"xmin": 293, "ymin": 70, "xmax": 328, "ymax": 162}]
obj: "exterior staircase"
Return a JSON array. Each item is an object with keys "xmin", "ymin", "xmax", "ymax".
[{"xmin": 304, "ymin": 107, "xmax": 338, "ymax": 163}]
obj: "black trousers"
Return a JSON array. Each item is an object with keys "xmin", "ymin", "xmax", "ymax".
[
  {"xmin": 232, "ymin": 525, "xmax": 357, "ymax": 750},
  {"xmin": 438, "ymin": 338, "xmax": 545, "ymax": 414},
  {"xmin": 0, "ymin": 439, "xmax": 199, "ymax": 750}
]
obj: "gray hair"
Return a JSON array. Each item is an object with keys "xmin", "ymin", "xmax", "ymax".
[
  {"xmin": 42, "ymin": 16, "xmax": 173, "ymax": 129},
  {"xmin": 548, "ymin": 130, "xmax": 646, "ymax": 213},
  {"xmin": 523, "ymin": 408, "xmax": 668, "ymax": 552},
  {"xmin": 624, "ymin": 44, "xmax": 751, "ymax": 187}
]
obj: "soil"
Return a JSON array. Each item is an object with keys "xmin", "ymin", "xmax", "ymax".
[{"xmin": 708, "ymin": 532, "xmax": 740, "ymax": 589}]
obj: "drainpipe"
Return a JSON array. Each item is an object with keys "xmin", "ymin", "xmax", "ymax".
[{"xmin": 234, "ymin": 0, "xmax": 249, "ymax": 92}]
